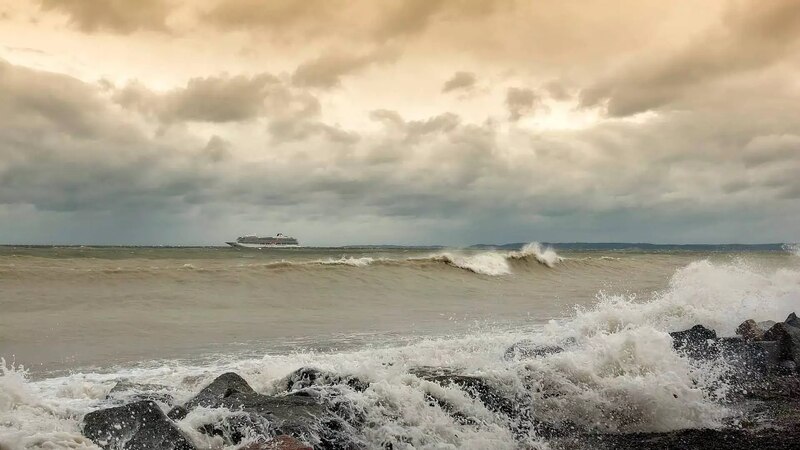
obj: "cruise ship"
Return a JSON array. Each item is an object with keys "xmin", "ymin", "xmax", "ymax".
[{"xmin": 226, "ymin": 233, "xmax": 300, "ymax": 248}]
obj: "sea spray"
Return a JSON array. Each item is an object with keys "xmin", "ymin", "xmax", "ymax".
[
  {"xmin": 0, "ymin": 360, "xmax": 100, "ymax": 449},
  {"xmin": 544, "ymin": 259, "xmax": 800, "ymax": 339}
]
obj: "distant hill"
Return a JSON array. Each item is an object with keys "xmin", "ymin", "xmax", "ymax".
[{"xmin": 469, "ymin": 242, "xmax": 788, "ymax": 251}]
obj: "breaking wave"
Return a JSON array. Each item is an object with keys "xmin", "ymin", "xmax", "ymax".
[
  {"xmin": 420, "ymin": 242, "xmax": 563, "ymax": 275},
  {"xmin": 2, "ymin": 258, "xmax": 798, "ymax": 448},
  {"xmin": 303, "ymin": 242, "xmax": 563, "ymax": 275},
  {"xmin": 4, "ymin": 243, "xmax": 564, "ymax": 278}
]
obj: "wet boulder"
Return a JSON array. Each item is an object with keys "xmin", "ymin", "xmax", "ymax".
[
  {"xmin": 182, "ymin": 372, "xmax": 255, "ymax": 411},
  {"xmin": 583, "ymin": 426, "xmax": 800, "ymax": 450},
  {"xmin": 173, "ymin": 373, "xmax": 361, "ymax": 449},
  {"xmin": 83, "ymin": 400, "xmax": 195, "ymax": 450},
  {"xmin": 670, "ymin": 325, "xmax": 717, "ymax": 358},
  {"xmin": 785, "ymin": 312, "xmax": 800, "ymax": 329},
  {"xmin": 712, "ymin": 337, "xmax": 780, "ymax": 375},
  {"xmin": 736, "ymin": 319, "xmax": 775, "ymax": 341},
  {"xmin": 423, "ymin": 373, "xmax": 571, "ymax": 438},
  {"xmin": 426, "ymin": 374, "xmax": 518, "ymax": 418},
  {"xmin": 764, "ymin": 319, "xmax": 800, "ymax": 368},
  {"xmin": 778, "ymin": 360, "xmax": 797, "ymax": 374}
]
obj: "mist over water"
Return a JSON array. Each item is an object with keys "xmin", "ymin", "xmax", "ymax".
[{"xmin": 1, "ymin": 244, "xmax": 799, "ymax": 448}]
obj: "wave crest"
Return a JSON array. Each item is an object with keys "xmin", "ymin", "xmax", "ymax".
[
  {"xmin": 508, "ymin": 242, "xmax": 563, "ymax": 268},
  {"xmin": 427, "ymin": 242, "xmax": 563, "ymax": 275}
]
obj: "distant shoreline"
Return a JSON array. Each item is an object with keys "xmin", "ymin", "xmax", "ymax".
[{"xmin": 0, "ymin": 242, "xmax": 792, "ymax": 251}]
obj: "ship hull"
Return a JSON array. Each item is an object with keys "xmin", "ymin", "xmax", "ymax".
[{"xmin": 226, "ymin": 241, "xmax": 301, "ymax": 249}]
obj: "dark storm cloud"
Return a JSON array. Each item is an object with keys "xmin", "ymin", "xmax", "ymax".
[
  {"xmin": 442, "ymin": 71, "xmax": 476, "ymax": 93},
  {"xmin": 39, "ymin": 0, "xmax": 171, "ymax": 33},
  {"xmin": 0, "ymin": 59, "xmax": 221, "ymax": 213},
  {"xmin": 114, "ymin": 73, "xmax": 320, "ymax": 123},
  {"xmin": 0, "ymin": 59, "xmax": 124, "ymax": 137},
  {"xmin": 3, "ymin": 9, "xmax": 800, "ymax": 249},
  {"xmin": 581, "ymin": 0, "xmax": 800, "ymax": 116}
]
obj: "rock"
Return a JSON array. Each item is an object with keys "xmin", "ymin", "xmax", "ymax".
[
  {"xmin": 777, "ymin": 360, "xmax": 797, "ymax": 374},
  {"xmin": 421, "ymin": 373, "xmax": 565, "ymax": 438},
  {"xmin": 736, "ymin": 319, "xmax": 775, "ymax": 341},
  {"xmin": 174, "ymin": 373, "xmax": 360, "ymax": 449},
  {"xmin": 752, "ymin": 340, "xmax": 782, "ymax": 368},
  {"xmin": 184, "ymin": 372, "xmax": 255, "ymax": 409},
  {"xmin": 669, "ymin": 325, "xmax": 717, "ymax": 358},
  {"xmin": 83, "ymin": 400, "xmax": 195, "ymax": 450},
  {"xmin": 426, "ymin": 374, "xmax": 518, "ymax": 418},
  {"xmin": 239, "ymin": 435, "xmax": 313, "ymax": 449},
  {"xmin": 785, "ymin": 312, "xmax": 800, "ymax": 329},
  {"xmin": 277, "ymin": 367, "xmax": 369, "ymax": 393},
  {"xmin": 503, "ymin": 341, "xmax": 564, "ymax": 360},
  {"xmin": 764, "ymin": 322, "xmax": 800, "ymax": 364},
  {"xmin": 709, "ymin": 337, "xmax": 772, "ymax": 376},
  {"xmin": 579, "ymin": 426, "xmax": 800, "ymax": 450}
]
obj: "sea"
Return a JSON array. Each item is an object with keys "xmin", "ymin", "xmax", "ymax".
[{"xmin": 1, "ymin": 243, "xmax": 799, "ymax": 449}]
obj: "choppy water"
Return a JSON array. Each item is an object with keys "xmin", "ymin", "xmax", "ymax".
[{"xmin": 1, "ymin": 243, "xmax": 799, "ymax": 449}]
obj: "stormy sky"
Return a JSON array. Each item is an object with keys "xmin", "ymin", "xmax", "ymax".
[{"xmin": 0, "ymin": 0, "xmax": 799, "ymax": 245}]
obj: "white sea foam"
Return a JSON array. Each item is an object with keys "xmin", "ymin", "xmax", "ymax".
[
  {"xmin": 2, "ymin": 258, "xmax": 798, "ymax": 449},
  {"xmin": 784, "ymin": 243, "xmax": 800, "ymax": 257},
  {"xmin": 428, "ymin": 251, "xmax": 514, "ymax": 276},
  {"xmin": 316, "ymin": 256, "xmax": 376, "ymax": 267}
]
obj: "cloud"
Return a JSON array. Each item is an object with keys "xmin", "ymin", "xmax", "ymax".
[
  {"xmin": 505, "ymin": 87, "xmax": 539, "ymax": 121},
  {"xmin": 370, "ymin": 109, "xmax": 460, "ymax": 141},
  {"xmin": 442, "ymin": 71, "xmax": 476, "ymax": 93},
  {"xmin": 203, "ymin": 0, "xmax": 334, "ymax": 32},
  {"xmin": 292, "ymin": 48, "xmax": 398, "ymax": 89},
  {"xmin": 268, "ymin": 118, "xmax": 360, "ymax": 144},
  {"xmin": 114, "ymin": 73, "xmax": 320, "ymax": 123},
  {"xmin": 742, "ymin": 134, "xmax": 800, "ymax": 167},
  {"xmin": 581, "ymin": 0, "xmax": 800, "ymax": 116},
  {"xmin": 4, "ymin": 56, "xmax": 800, "ymax": 245},
  {"xmin": 0, "ymin": 59, "xmax": 211, "ymax": 214},
  {"xmin": 0, "ymin": 59, "xmax": 124, "ymax": 137},
  {"xmin": 39, "ymin": 0, "xmax": 171, "ymax": 33},
  {"xmin": 372, "ymin": 0, "xmax": 446, "ymax": 39}
]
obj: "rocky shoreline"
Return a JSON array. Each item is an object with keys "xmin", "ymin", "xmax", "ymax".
[{"xmin": 80, "ymin": 313, "xmax": 800, "ymax": 449}]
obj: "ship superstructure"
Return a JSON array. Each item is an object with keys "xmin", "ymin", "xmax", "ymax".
[{"xmin": 226, "ymin": 233, "xmax": 300, "ymax": 248}]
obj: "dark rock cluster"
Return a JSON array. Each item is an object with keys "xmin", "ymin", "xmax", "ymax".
[
  {"xmin": 665, "ymin": 312, "xmax": 800, "ymax": 376},
  {"xmin": 81, "ymin": 313, "xmax": 800, "ymax": 450},
  {"xmin": 83, "ymin": 368, "xmax": 364, "ymax": 450}
]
